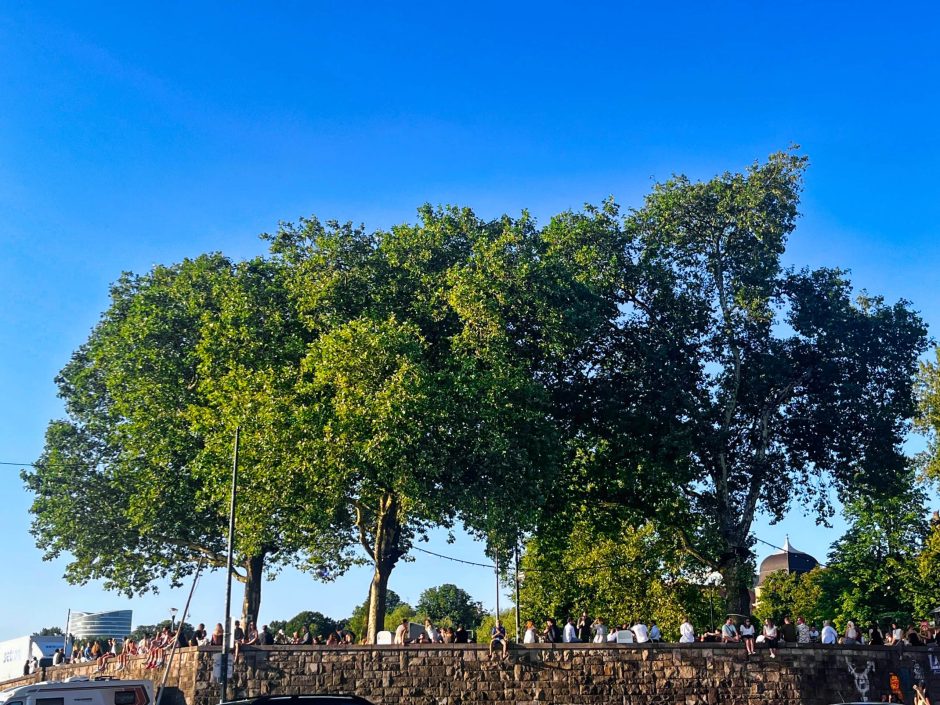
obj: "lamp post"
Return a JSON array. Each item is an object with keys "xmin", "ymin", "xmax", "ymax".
[{"xmin": 169, "ymin": 608, "xmax": 178, "ymax": 633}]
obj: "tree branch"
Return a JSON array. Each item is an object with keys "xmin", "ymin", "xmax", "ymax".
[
  {"xmin": 354, "ymin": 500, "xmax": 375, "ymax": 557},
  {"xmin": 673, "ymin": 523, "xmax": 720, "ymax": 571}
]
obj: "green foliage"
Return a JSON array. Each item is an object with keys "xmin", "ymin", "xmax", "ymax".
[
  {"xmin": 916, "ymin": 348, "xmax": 940, "ymax": 482},
  {"xmin": 266, "ymin": 206, "xmax": 622, "ymax": 640},
  {"xmin": 416, "ymin": 584, "xmax": 486, "ymax": 628},
  {"xmin": 823, "ymin": 479, "xmax": 938, "ymax": 627},
  {"xmin": 754, "ymin": 568, "xmax": 828, "ymax": 625},
  {"xmin": 24, "ymin": 152, "xmax": 931, "ymax": 638},
  {"xmin": 281, "ymin": 610, "xmax": 338, "ymax": 639},
  {"xmin": 344, "ymin": 590, "xmax": 411, "ymax": 639},
  {"xmin": 551, "ymin": 150, "xmax": 929, "ymax": 616},
  {"xmin": 35, "ymin": 627, "xmax": 64, "ymax": 636},
  {"xmin": 22, "ymin": 255, "xmax": 317, "ymax": 623},
  {"xmin": 519, "ymin": 521, "xmax": 710, "ymax": 640}
]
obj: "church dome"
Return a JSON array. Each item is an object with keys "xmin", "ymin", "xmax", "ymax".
[{"xmin": 757, "ymin": 537, "xmax": 819, "ymax": 586}]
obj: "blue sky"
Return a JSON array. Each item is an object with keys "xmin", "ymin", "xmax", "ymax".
[{"xmin": 1, "ymin": 1, "xmax": 938, "ymax": 637}]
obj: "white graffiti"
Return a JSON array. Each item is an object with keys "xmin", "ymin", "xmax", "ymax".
[{"xmin": 845, "ymin": 658, "xmax": 875, "ymax": 702}]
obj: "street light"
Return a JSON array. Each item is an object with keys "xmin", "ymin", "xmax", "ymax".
[{"xmin": 169, "ymin": 608, "xmax": 179, "ymax": 633}]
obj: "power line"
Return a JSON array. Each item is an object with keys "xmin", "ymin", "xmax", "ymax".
[{"xmin": 411, "ymin": 545, "xmax": 495, "ymax": 568}]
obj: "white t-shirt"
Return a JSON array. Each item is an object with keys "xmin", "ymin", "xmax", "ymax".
[
  {"xmin": 821, "ymin": 625, "xmax": 838, "ymax": 644},
  {"xmin": 679, "ymin": 621, "xmax": 695, "ymax": 643},
  {"xmin": 563, "ymin": 623, "xmax": 577, "ymax": 643},
  {"xmin": 632, "ymin": 623, "xmax": 649, "ymax": 643},
  {"xmin": 739, "ymin": 623, "xmax": 755, "ymax": 637},
  {"xmin": 593, "ymin": 624, "xmax": 608, "ymax": 643},
  {"xmin": 523, "ymin": 628, "xmax": 537, "ymax": 644}
]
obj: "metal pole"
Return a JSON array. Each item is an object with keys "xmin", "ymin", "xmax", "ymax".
[
  {"xmin": 494, "ymin": 553, "xmax": 500, "ymax": 621},
  {"xmin": 63, "ymin": 609, "xmax": 70, "ymax": 658},
  {"xmin": 219, "ymin": 426, "xmax": 239, "ymax": 704},
  {"xmin": 157, "ymin": 562, "xmax": 203, "ymax": 705},
  {"xmin": 513, "ymin": 544, "xmax": 521, "ymax": 642}
]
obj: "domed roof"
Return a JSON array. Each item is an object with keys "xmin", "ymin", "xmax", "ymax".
[{"xmin": 757, "ymin": 537, "xmax": 818, "ymax": 586}]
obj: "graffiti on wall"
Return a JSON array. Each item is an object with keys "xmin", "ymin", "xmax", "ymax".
[{"xmin": 846, "ymin": 658, "xmax": 875, "ymax": 701}]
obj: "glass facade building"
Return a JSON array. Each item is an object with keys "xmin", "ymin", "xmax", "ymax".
[{"xmin": 67, "ymin": 610, "xmax": 133, "ymax": 638}]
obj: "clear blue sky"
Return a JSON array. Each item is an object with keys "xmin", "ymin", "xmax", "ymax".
[{"xmin": 1, "ymin": 2, "xmax": 938, "ymax": 638}]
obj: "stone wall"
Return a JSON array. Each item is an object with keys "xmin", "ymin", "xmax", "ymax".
[{"xmin": 7, "ymin": 643, "xmax": 940, "ymax": 705}]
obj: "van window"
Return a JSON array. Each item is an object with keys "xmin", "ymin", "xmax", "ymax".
[
  {"xmin": 114, "ymin": 693, "xmax": 137, "ymax": 705},
  {"xmin": 37, "ymin": 698, "xmax": 65, "ymax": 705}
]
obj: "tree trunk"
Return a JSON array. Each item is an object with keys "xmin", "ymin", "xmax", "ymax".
[
  {"xmin": 365, "ymin": 492, "xmax": 404, "ymax": 644},
  {"xmin": 241, "ymin": 553, "xmax": 265, "ymax": 626},
  {"xmin": 718, "ymin": 546, "xmax": 754, "ymax": 618},
  {"xmin": 366, "ymin": 560, "xmax": 392, "ymax": 643}
]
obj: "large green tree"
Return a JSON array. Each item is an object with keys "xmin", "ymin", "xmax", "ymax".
[
  {"xmin": 592, "ymin": 152, "xmax": 930, "ymax": 614},
  {"xmin": 23, "ymin": 254, "xmax": 315, "ymax": 624},
  {"xmin": 265, "ymin": 205, "xmax": 622, "ymax": 642}
]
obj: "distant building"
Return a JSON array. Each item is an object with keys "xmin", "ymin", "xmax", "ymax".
[
  {"xmin": 757, "ymin": 537, "xmax": 819, "ymax": 586},
  {"xmin": 753, "ymin": 537, "xmax": 819, "ymax": 608},
  {"xmin": 67, "ymin": 610, "xmax": 133, "ymax": 638}
]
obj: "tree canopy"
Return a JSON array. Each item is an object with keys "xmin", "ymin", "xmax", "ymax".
[
  {"xmin": 23, "ymin": 150, "xmax": 932, "ymax": 635},
  {"xmin": 416, "ymin": 584, "xmax": 487, "ymax": 628},
  {"xmin": 549, "ymin": 152, "xmax": 929, "ymax": 614},
  {"xmin": 23, "ymin": 255, "xmax": 316, "ymax": 624}
]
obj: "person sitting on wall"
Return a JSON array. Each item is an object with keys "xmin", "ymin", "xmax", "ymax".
[
  {"xmin": 300, "ymin": 625, "xmax": 313, "ymax": 645},
  {"xmin": 523, "ymin": 620, "xmax": 538, "ymax": 644},
  {"xmin": 649, "ymin": 621, "xmax": 662, "ymax": 642},
  {"xmin": 679, "ymin": 617, "xmax": 695, "ymax": 644},
  {"xmin": 632, "ymin": 620, "xmax": 649, "ymax": 644},
  {"xmin": 234, "ymin": 621, "xmax": 258, "ymax": 662},
  {"xmin": 576, "ymin": 612, "xmax": 592, "ymax": 643},
  {"xmin": 739, "ymin": 618, "xmax": 757, "ymax": 656},
  {"xmin": 820, "ymin": 620, "xmax": 838, "ymax": 645},
  {"xmin": 191, "ymin": 623, "xmax": 207, "ymax": 646},
  {"xmin": 454, "ymin": 624, "xmax": 469, "ymax": 644},
  {"xmin": 542, "ymin": 617, "xmax": 562, "ymax": 643},
  {"xmin": 780, "ymin": 616, "xmax": 797, "ymax": 644},
  {"xmin": 394, "ymin": 618, "xmax": 411, "ymax": 645},
  {"xmin": 721, "ymin": 617, "xmax": 739, "ymax": 644},
  {"xmin": 489, "ymin": 619, "xmax": 508, "ymax": 659},
  {"xmin": 260, "ymin": 625, "xmax": 274, "ymax": 646},
  {"xmin": 592, "ymin": 618, "xmax": 608, "ymax": 643},
  {"xmin": 796, "ymin": 617, "xmax": 811, "ymax": 644},
  {"xmin": 210, "ymin": 624, "xmax": 224, "ymax": 646},
  {"xmin": 115, "ymin": 637, "xmax": 137, "ymax": 671},
  {"xmin": 762, "ymin": 618, "xmax": 779, "ymax": 659},
  {"xmin": 563, "ymin": 616, "xmax": 578, "ymax": 643}
]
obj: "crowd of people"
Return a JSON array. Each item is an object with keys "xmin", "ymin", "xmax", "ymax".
[
  {"xmin": 36, "ymin": 611, "xmax": 940, "ymax": 674},
  {"xmin": 482, "ymin": 612, "xmax": 940, "ymax": 659}
]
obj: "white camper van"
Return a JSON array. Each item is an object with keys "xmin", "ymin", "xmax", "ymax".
[{"xmin": 0, "ymin": 678, "xmax": 154, "ymax": 705}]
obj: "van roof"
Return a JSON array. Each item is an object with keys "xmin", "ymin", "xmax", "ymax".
[{"xmin": 0, "ymin": 679, "xmax": 154, "ymax": 700}]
